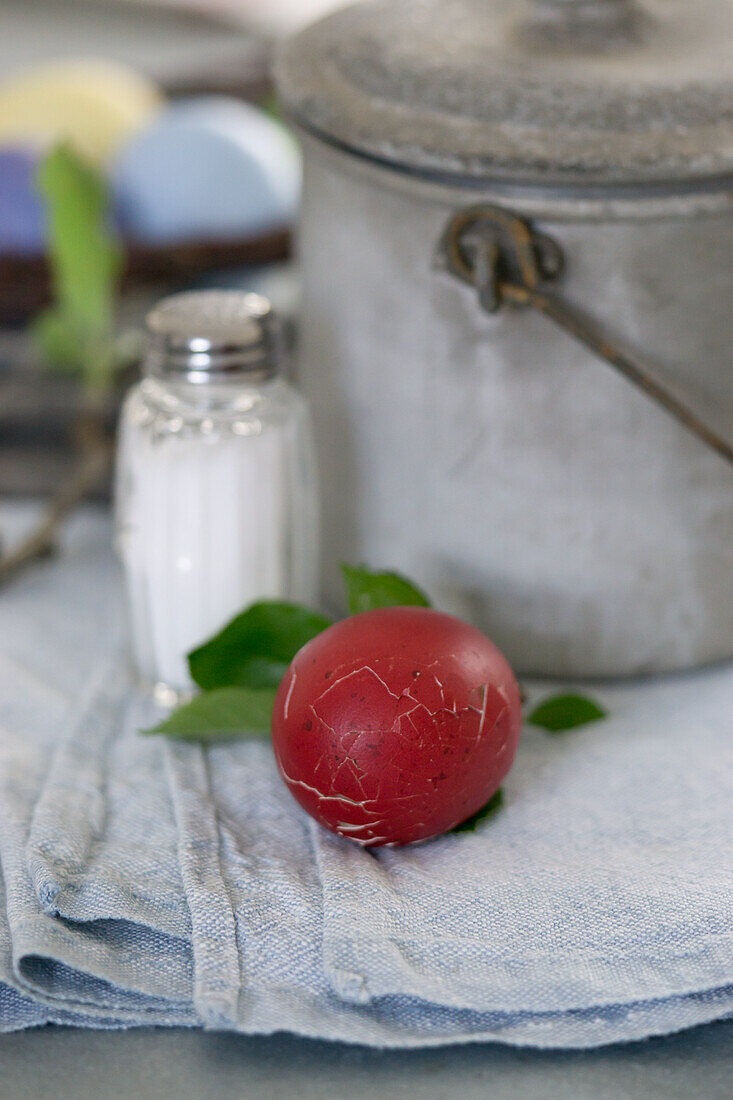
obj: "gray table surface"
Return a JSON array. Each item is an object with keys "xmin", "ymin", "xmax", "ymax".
[{"xmin": 0, "ymin": 1021, "xmax": 730, "ymax": 1099}]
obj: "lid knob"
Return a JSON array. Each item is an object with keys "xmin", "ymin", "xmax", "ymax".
[
  {"xmin": 531, "ymin": 0, "xmax": 631, "ymax": 10},
  {"xmin": 527, "ymin": 0, "xmax": 640, "ymax": 40}
]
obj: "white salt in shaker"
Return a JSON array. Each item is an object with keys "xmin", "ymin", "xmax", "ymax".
[{"xmin": 115, "ymin": 290, "xmax": 319, "ymax": 702}]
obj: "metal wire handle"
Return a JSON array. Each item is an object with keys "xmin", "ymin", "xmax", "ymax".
[{"xmin": 438, "ymin": 204, "xmax": 733, "ymax": 469}]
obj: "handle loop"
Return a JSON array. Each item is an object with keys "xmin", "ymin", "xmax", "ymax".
[{"xmin": 438, "ymin": 204, "xmax": 733, "ymax": 469}]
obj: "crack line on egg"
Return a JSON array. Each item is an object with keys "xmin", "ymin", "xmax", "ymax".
[
  {"xmin": 283, "ymin": 669, "xmax": 297, "ymax": 721},
  {"xmin": 335, "ymin": 820, "xmax": 387, "ymax": 835},
  {"xmin": 279, "ymin": 764, "xmax": 381, "ymax": 813}
]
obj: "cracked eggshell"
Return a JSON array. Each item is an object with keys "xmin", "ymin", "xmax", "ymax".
[{"xmin": 272, "ymin": 606, "xmax": 522, "ymax": 846}]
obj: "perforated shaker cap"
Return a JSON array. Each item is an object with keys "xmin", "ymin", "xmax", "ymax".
[
  {"xmin": 145, "ymin": 290, "xmax": 282, "ymax": 382},
  {"xmin": 276, "ymin": 0, "xmax": 733, "ymax": 189}
]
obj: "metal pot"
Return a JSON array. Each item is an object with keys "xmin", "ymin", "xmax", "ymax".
[{"xmin": 277, "ymin": 0, "xmax": 733, "ymax": 677}]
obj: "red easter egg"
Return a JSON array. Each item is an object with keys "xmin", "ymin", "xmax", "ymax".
[{"xmin": 272, "ymin": 606, "xmax": 522, "ymax": 846}]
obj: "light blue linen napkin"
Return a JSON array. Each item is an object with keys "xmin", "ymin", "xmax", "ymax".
[{"xmin": 2, "ymin": 503, "xmax": 732, "ymax": 1045}]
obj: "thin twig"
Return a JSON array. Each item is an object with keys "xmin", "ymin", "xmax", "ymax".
[{"xmin": 0, "ymin": 412, "xmax": 113, "ymax": 587}]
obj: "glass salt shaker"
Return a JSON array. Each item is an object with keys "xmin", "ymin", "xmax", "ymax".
[{"xmin": 115, "ymin": 290, "xmax": 319, "ymax": 703}]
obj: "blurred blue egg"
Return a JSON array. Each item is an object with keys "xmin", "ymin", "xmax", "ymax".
[
  {"xmin": 112, "ymin": 97, "xmax": 300, "ymax": 244},
  {"xmin": 0, "ymin": 147, "xmax": 46, "ymax": 254}
]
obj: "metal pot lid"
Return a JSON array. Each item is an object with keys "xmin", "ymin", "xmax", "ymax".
[{"xmin": 276, "ymin": 0, "xmax": 733, "ymax": 188}]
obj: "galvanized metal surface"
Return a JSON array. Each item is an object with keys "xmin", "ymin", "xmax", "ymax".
[{"xmin": 294, "ymin": 135, "xmax": 733, "ymax": 677}]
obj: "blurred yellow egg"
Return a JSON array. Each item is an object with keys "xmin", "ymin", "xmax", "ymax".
[{"xmin": 0, "ymin": 59, "xmax": 162, "ymax": 166}]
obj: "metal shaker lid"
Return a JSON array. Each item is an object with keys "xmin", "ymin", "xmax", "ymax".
[
  {"xmin": 276, "ymin": 0, "xmax": 733, "ymax": 189},
  {"xmin": 145, "ymin": 290, "xmax": 281, "ymax": 382}
]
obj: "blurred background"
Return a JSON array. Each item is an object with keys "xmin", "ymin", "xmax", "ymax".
[{"xmin": 0, "ymin": 0, "xmax": 347, "ymax": 506}]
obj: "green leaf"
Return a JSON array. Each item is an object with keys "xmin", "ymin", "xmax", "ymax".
[
  {"xmin": 451, "ymin": 788, "xmax": 504, "ymax": 833},
  {"xmin": 33, "ymin": 308, "xmax": 85, "ymax": 371},
  {"xmin": 340, "ymin": 563, "xmax": 431, "ymax": 615},
  {"xmin": 188, "ymin": 601, "xmax": 333, "ymax": 691},
  {"xmin": 527, "ymin": 693, "xmax": 607, "ymax": 733},
  {"xmin": 142, "ymin": 686, "xmax": 275, "ymax": 743},
  {"xmin": 33, "ymin": 143, "xmax": 122, "ymax": 393}
]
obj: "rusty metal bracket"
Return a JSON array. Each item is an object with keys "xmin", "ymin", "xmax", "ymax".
[{"xmin": 438, "ymin": 204, "xmax": 733, "ymax": 469}]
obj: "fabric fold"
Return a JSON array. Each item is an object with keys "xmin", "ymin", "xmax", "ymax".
[
  {"xmin": 21, "ymin": 669, "xmax": 196, "ymax": 1022},
  {"xmin": 0, "ymin": 508, "xmax": 194, "ymax": 1026},
  {"xmin": 163, "ymin": 741, "xmax": 240, "ymax": 1027}
]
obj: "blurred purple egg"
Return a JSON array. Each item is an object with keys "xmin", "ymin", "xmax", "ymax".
[{"xmin": 0, "ymin": 147, "xmax": 46, "ymax": 255}]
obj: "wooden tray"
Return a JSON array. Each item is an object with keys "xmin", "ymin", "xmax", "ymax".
[{"xmin": 0, "ymin": 230, "xmax": 292, "ymax": 325}]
